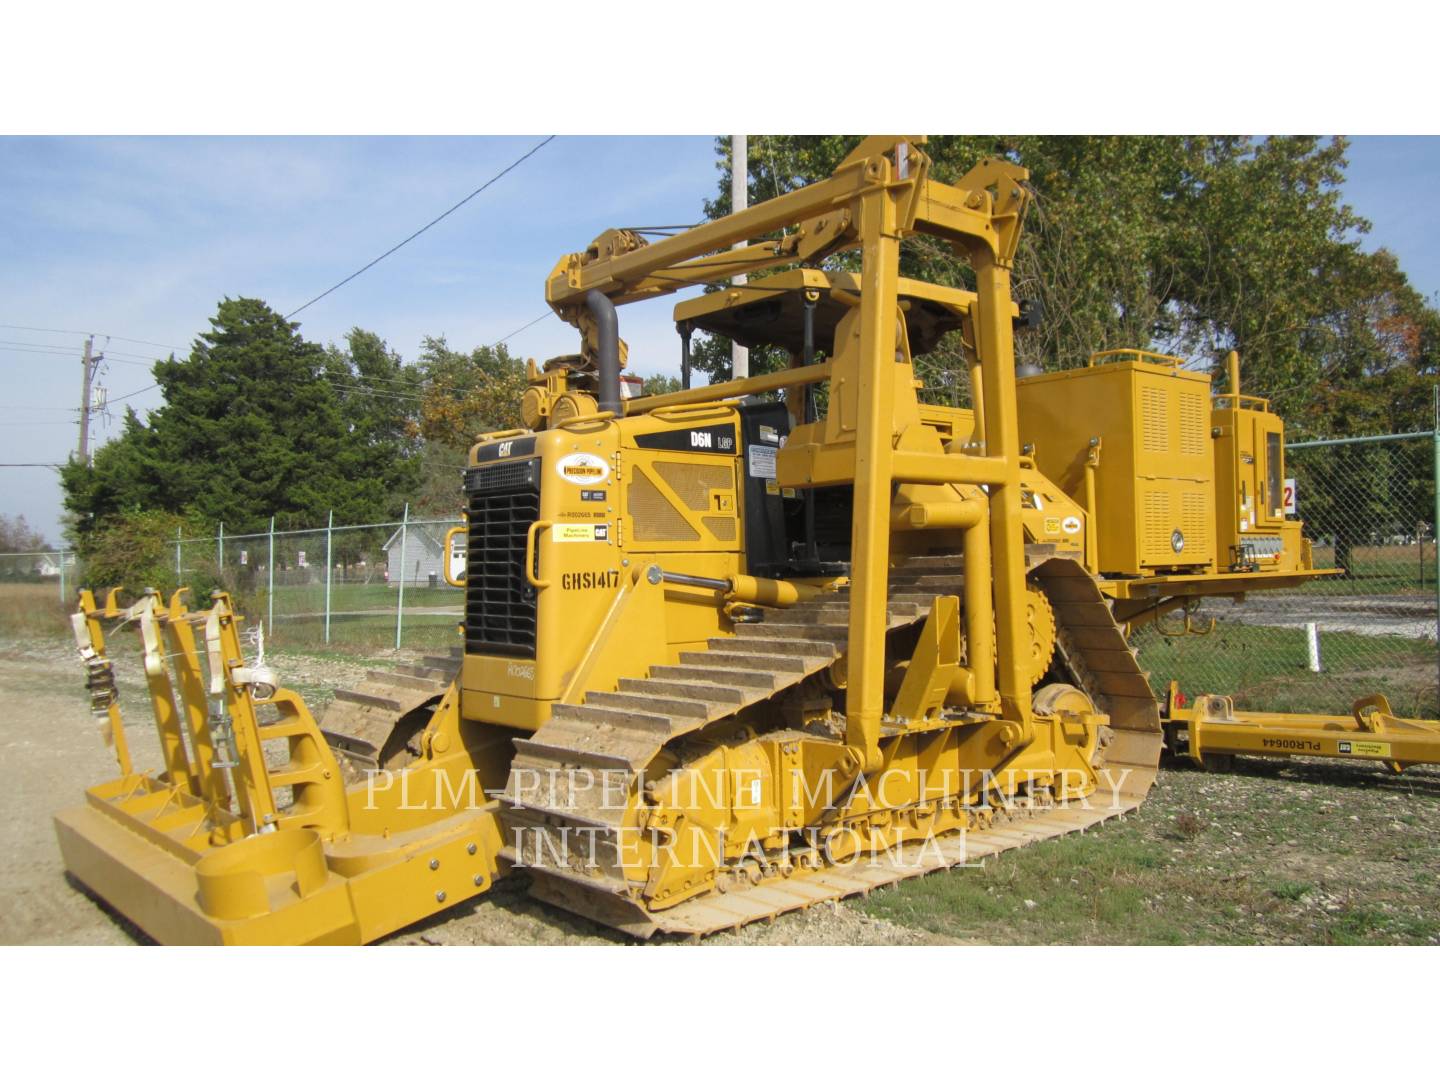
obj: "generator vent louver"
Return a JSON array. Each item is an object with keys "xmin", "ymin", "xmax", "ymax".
[
  {"xmin": 464, "ymin": 459, "xmax": 540, "ymax": 657},
  {"xmin": 1141, "ymin": 385, "xmax": 1169, "ymax": 454},
  {"xmin": 1179, "ymin": 392, "xmax": 1207, "ymax": 456}
]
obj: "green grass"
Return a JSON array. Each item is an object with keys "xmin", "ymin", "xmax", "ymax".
[
  {"xmin": 1308, "ymin": 543, "xmax": 1440, "ymax": 596},
  {"xmin": 858, "ymin": 764, "xmax": 1440, "ymax": 945},
  {"xmin": 265, "ymin": 582, "xmax": 462, "ymax": 615},
  {"xmin": 1136, "ymin": 623, "xmax": 1437, "ymax": 719}
]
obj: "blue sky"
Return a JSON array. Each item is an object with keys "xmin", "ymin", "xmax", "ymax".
[{"xmin": 2, "ymin": 134, "xmax": 1437, "ymax": 544}]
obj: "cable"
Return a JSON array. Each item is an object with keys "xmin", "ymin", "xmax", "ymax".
[
  {"xmin": 0, "ymin": 344, "xmax": 155, "ymax": 367},
  {"xmin": 286, "ymin": 135, "xmax": 558, "ymax": 319},
  {"xmin": 105, "ymin": 383, "xmax": 159, "ymax": 404},
  {"xmin": 492, "ymin": 310, "xmax": 553, "ymax": 346},
  {"xmin": 0, "ymin": 462, "xmax": 64, "ymax": 467},
  {"xmin": 0, "ymin": 324, "xmax": 186, "ymax": 352}
]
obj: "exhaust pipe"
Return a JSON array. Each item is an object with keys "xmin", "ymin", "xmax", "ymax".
[{"xmin": 585, "ymin": 290, "xmax": 622, "ymax": 415}]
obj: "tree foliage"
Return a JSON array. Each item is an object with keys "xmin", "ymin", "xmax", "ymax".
[
  {"xmin": 80, "ymin": 508, "xmax": 215, "ymax": 594},
  {"xmin": 61, "ymin": 299, "xmax": 422, "ymax": 549},
  {"xmin": 413, "ymin": 337, "xmax": 527, "ymax": 452},
  {"xmin": 0, "ymin": 514, "xmax": 48, "ymax": 553},
  {"xmin": 698, "ymin": 136, "xmax": 1438, "ymax": 436}
]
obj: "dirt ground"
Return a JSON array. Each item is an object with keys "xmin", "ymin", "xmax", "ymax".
[
  {"xmin": 0, "ymin": 635, "xmax": 945, "ymax": 945},
  {"xmin": 5, "ymin": 630, "xmax": 1437, "ymax": 946}
]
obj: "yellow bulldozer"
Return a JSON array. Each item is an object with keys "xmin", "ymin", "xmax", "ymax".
[{"xmin": 53, "ymin": 136, "xmax": 1440, "ymax": 944}]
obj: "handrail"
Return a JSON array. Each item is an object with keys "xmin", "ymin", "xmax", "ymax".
[
  {"xmin": 554, "ymin": 411, "xmax": 615, "ymax": 432},
  {"xmin": 648, "ymin": 400, "xmax": 741, "ymax": 422},
  {"xmin": 1087, "ymin": 348, "xmax": 1183, "ymax": 368}
]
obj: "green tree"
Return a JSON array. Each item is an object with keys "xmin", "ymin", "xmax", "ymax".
[
  {"xmin": 61, "ymin": 298, "xmax": 421, "ymax": 548},
  {"xmin": 641, "ymin": 373, "xmax": 682, "ymax": 396},
  {"xmin": 699, "ymin": 136, "xmax": 1439, "ymax": 436},
  {"xmin": 414, "ymin": 337, "xmax": 527, "ymax": 451}
]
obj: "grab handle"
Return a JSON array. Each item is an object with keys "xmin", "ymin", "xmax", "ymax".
[{"xmin": 524, "ymin": 520, "xmax": 553, "ymax": 588}]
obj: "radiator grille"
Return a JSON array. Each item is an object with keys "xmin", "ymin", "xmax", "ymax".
[
  {"xmin": 629, "ymin": 468, "xmax": 699, "ymax": 542},
  {"xmin": 464, "ymin": 462, "xmax": 539, "ymax": 657},
  {"xmin": 1179, "ymin": 392, "xmax": 1206, "ymax": 456},
  {"xmin": 1141, "ymin": 385, "xmax": 1169, "ymax": 454},
  {"xmin": 466, "ymin": 458, "xmax": 537, "ymax": 494}
]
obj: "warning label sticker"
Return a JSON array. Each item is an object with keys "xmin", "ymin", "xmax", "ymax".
[{"xmin": 748, "ymin": 444, "xmax": 777, "ymax": 479}]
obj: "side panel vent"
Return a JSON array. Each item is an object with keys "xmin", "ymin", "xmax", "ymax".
[
  {"xmin": 653, "ymin": 461, "xmax": 733, "ymax": 510},
  {"xmin": 629, "ymin": 469, "xmax": 699, "ymax": 542},
  {"xmin": 1141, "ymin": 385, "xmax": 1169, "ymax": 454},
  {"xmin": 1179, "ymin": 392, "xmax": 1206, "ymax": 456},
  {"xmin": 1142, "ymin": 489, "xmax": 1171, "ymax": 561}
]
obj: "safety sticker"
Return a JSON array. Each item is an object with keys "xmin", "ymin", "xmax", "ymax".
[
  {"xmin": 1337, "ymin": 739, "xmax": 1390, "ymax": 757},
  {"xmin": 556, "ymin": 452, "xmax": 610, "ymax": 486},
  {"xmin": 1061, "ymin": 515, "xmax": 1082, "ymax": 535},
  {"xmin": 748, "ymin": 443, "xmax": 777, "ymax": 479},
  {"xmin": 554, "ymin": 523, "xmax": 609, "ymax": 543},
  {"xmin": 758, "ymin": 424, "xmax": 781, "ymax": 444},
  {"xmin": 1044, "ymin": 516, "xmax": 1061, "ymax": 536}
]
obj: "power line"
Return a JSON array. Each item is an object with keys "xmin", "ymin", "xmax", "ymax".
[
  {"xmin": 0, "ymin": 343, "xmax": 155, "ymax": 367},
  {"xmin": 0, "ymin": 462, "xmax": 64, "ymax": 467},
  {"xmin": 0, "ymin": 323, "xmax": 186, "ymax": 352},
  {"xmin": 493, "ymin": 310, "xmax": 553, "ymax": 346},
  {"xmin": 286, "ymin": 135, "xmax": 558, "ymax": 320},
  {"xmin": 105, "ymin": 383, "xmax": 159, "ymax": 404}
]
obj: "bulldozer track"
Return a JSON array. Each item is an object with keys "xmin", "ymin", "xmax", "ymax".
[
  {"xmin": 500, "ymin": 553, "xmax": 1161, "ymax": 938},
  {"xmin": 320, "ymin": 649, "xmax": 462, "ymax": 774}
]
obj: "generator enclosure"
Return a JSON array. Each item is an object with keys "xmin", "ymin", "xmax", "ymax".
[{"xmin": 1018, "ymin": 355, "xmax": 1216, "ymax": 576}]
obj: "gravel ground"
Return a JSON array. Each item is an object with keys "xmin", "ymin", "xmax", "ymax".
[{"xmin": 6, "ymin": 630, "xmax": 1435, "ymax": 946}]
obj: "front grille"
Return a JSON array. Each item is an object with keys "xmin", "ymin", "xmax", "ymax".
[{"xmin": 464, "ymin": 459, "xmax": 540, "ymax": 657}]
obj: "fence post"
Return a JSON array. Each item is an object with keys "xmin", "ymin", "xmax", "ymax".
[
  {"xmin": 175, "ymin": 526, "xmax": 182, "ymax": 584},
  {"xmin": 395, "ymin": 503, "xmax": 409, "ymax": 650},
  {"xmin": 324, "ymin": 510, "xmax": 334, "ymax": 645},
  {"xmin": 1432, "ymin": 386, "xmax": 1439, "ymax": 702},
  {"xmin": 58, "ymin": 550, "xmax": 66, "ymax": 603},
  {"xmin": 217, "ymin": 521, "xmax": 224, "ymax": 575},
  {"xmin": 267, "ymin": 515, "xmax": 275, "ymax": 639}
]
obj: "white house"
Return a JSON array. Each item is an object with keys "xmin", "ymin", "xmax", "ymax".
[{"xmin": 381, "ymin": 525, "xmax": 447, "ymax": 587}]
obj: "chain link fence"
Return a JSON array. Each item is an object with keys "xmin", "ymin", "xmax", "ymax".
[
  {"xmin": 0, "ymin": 513, "xmax": 464, "ymax": 654},
  {"xmin": 1134, "ymin": 431, "xmax": 1439, "ymax": 719},
  {"xmin": 5, "ymin": 433, "xmax": 1438, "ymax": 711}
]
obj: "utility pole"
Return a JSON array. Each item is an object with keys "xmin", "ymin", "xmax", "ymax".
[
  {"xmin": 78, "ymin": 335, "xmax": 96, "ymax": 465},
  {"xmin": 731, "ymin": 134, "xmax": 749, "ymax": 379}
]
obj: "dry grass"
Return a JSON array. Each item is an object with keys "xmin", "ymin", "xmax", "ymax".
[{"xmin": 0, "ymin": 584, "xmax": 72, "ymax": 640}]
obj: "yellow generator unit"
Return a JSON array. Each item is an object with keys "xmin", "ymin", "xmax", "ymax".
[
  {"xmin": 1211, "ymin": 350, "xmax": 1306, "ymax": 573},
  {"xmin": 1018, "ymin": 350, "xmax": 1216, "ymax": 576}
]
